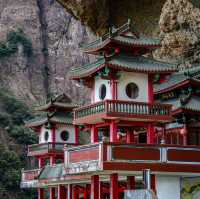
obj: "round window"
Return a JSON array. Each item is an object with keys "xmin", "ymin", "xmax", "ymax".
[
  {"xmin": 99, "ymin": 84, "xmax": 106, "ymax": 100},
  {"xmin": 44, "ymin": 131, "xmax": 49, "ymax": 141},
  {"xmin": 60, "ymin": 130, "xmax": 69, "ymax": 141},
  {"xmin": 126, "ymin": 82, "xmax": 139, "ymax": 99}
]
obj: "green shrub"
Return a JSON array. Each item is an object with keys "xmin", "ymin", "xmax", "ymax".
[{"xmin": 0, "ymin": 29, "xmax": 33, "ymax": 59}]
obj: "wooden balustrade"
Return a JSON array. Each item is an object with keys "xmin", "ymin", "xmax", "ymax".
[
  {"xmin": 21, "ymin": 169, "xmax": 41, "ymax": 181},
  {"xmin": 64, "ymin": 142, "xmax": 200, "ymax": 174},
  {"xmin": 28, "ymin": 142, "xmax": 68, "ymax": 156},
  {"xmin": 74, "ymin": 100, "xmax": 171, "ymax": 121}
]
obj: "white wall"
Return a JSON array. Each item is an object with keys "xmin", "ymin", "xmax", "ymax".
[
  {"xmin": 117, "ymin": 72, "xmax": 148, "ymax": 102},
  {"xmin": 55, "ymin": 125, "xmax": 75, "ymax": 143},
  {"xmin": 156, "ymin": 176, "xmax": 180, "ymax": 199},
  {"xmin": 94, "ymin": 77, "xmax": 112, "ymax": 102},
  {"xmin": 39, "ymin": 126, "xmax": 52, "ymax": 143},
  {"xmin": 93, "ymin": 72, "xmax": 149, "ymax": 103},
  {"xmin": 39, "ymin": 125, "xmax": 75, "ymax": 143}
]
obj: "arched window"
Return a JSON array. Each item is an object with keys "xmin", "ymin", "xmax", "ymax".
[
  {"xmin": 60, "ymin": 130, "xmax": 69, "ymax": 141},
  {"xmin": 126, "ymin": 82, "xmax": 139, "ymax": 99},
  {"xmin": 44, "ymin": 131, "xmax": 49, "ymax": 141},
  {"xmin": 99, "ymin": 84, "xmax": 107, "ymax": 100}
]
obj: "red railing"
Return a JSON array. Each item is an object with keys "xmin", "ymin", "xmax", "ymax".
[
  {"xmin": 21, "ymin": 168, "xmax": 41, "ymax": 181},
  {"xmin": 74, "ymin": 100, "xmax": 171, "ymax": 121},
  {"xmin": 28, "ymin": 142, "xmax": 76, "ymax": 156},
  {"xmin": 64, "ymin": 142, "xmax": 200, "ymax": 174}
]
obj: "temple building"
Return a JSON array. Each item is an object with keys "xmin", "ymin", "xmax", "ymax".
[{"xmin": 21, "ymin": 20, "xmax": 200, "ymax": 199}]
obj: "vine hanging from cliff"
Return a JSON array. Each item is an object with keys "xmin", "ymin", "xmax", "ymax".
[{"xmin": 0, "ymin": 29, "xmax": 33, "ymax": 59}]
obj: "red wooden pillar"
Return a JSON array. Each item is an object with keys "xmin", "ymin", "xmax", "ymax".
[
  {"xmin": 99, "ymin": 182, "xmax": 104, "ymax": 199},
  {"xmin": 58, "ymin": 185, "xmax": 66, "ymax": 199},
  {"xmin": 38, "ymin": 188, "xmax": 45, "ymax": 199},
  {"xmin": 126, "ymin": 129, "xmax": 134, "ymax": 143},
  {"xmin": 147, "ymin": 124, "xmax": 155, "ymax": 144},
  {"xmin": 110, "ymin": 122, "xmax": 118, "ymax": 142},
  {"xmin": 91, "ymin": 175, "xmax": 99, "ymax": 199},
  {"xmin": 148, "ymin": 75, "xmax": 154, "ymax": 103},
  {"xmin": 73, "ymin": 186, "xmax": 79, "ymax": 199},
  {"xmin": 127, "ymin": 176, "xmax": 135, "ymax": 190},
  {"xmin": 38, "ymin": 157, "xmax": 45, "ymax": 168},
  {"xmin": 67, "ymin": 184, "xmax": 72, "ymax": 199},
  {"xmin": 50, "ymin": 156, "xmax": 56, "ymax": 166},
  {"xmin": 52, "ymin": 127, "xmax": 56, "ymax": 143},
  {"xmin": 50, "ymin": 187, "xmax": 56, "ymax": 199},
  {"xmin": 151, "ymin": 174, "xmax": 156, "ymax": 193},
  {"xmin": 182, "ymin": 124, "xmax": 188, "ymax": 145},
  {"xmin": 111, "ymin": 79, "xmax": 118, "ymax": 100},
  {"xmin": 110, "ymin": 173, "xmax": 118, "ymax": 199},
  {"xmin": 75, "ymin": 126, "xmax": 79, "ymax": 144},
  {"xmin": 91, "ymin": 125, "xmax": 98, "ymax": 143}
]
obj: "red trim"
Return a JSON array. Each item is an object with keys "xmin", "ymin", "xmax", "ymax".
[
  {"xmin": 103, "ymin": 162, "xmax": 200, "ymax": 173},
  {"xmin": 91, "ymin": 175, "xmax": 99, "ymax": 199},
  {"xmin": 110, "ymin": 173, "xmax": 118, "ymax": 199}
]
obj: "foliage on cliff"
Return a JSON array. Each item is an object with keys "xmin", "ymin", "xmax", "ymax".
[
  {"xmin": 0, "ymin": 29, "xmax": 32, "ymax": 59},
  {"xmin": 0, "ymin": 90, "xmax": 37, "ymax": 199}
]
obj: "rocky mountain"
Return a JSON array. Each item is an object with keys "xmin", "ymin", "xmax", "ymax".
[
  {"xmin": 0, "ymin": 0, "xmax": 199, "ymax": 106},
  {"xmin": 0, "ymin": 0, "xmax": 93, "ymax": 106}
]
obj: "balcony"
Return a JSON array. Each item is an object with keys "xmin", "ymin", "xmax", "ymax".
[
  {"xmin": 21, "ymin": 168, "xmax": 41, "ymax": 188},
  {"xmin": 74, "ymin": 100, "xmax": 172, "ymax": 125},
  {"xmin": 28, "ymin": 142, "xmax": 66, "ymax": 156},
  {"xmin": 64, "ymin": 142, "xmax": 200, "ymax": 174}
]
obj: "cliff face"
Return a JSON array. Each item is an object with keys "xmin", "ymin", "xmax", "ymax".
[
  {"xmin": 0, "ymin": 0, "xmax": 92, "ymax": 105},
  {"xmin": 156, "ymin": 0, "xmax": 200, "ymax": 67},
  {"xmin": 0, "ymin": 0, "xmax": 199, "ymax": 106}
]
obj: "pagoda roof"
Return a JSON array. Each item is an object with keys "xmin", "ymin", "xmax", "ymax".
[
  {"xmin": 164, "ymin": 96, "xmax": 200, "ymax": 114},
  {"xmin": 80, "ymin": 20, "xmax": 161, "ymax": 54},
  {"xmin": 39, "ymin": 164, "xmax": 64, "ymax": 180},
  {"xmin": 35, "ymin": 93, "xmax": 78, "ymax": 112},
  {"xmin": 25, "ymin": 112, "xmax": 73, "ymax": 128},
  {"xmin": 70, "ymin": 54, "xmax": 177, "ymax": 79},
  {"xmin": 154, "ymin": 66, "xmax": 200, "ymax": 94}
]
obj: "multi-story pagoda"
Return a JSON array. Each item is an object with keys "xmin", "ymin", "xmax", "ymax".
[
  {"xmin": 21, "ymin": 94, "xmax": 78, "ymax": 198},
  {"xmin": 21, "ymin": 20, "xmax": 200, "ymax": 199}
]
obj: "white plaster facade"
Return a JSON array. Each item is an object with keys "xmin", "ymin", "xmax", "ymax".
[
  {"xmin": 55, "ymin": 125, "xmax": 75, "ymax": 143},
  {"xmin": 93, "ymin": 72, "xmax": 149, "ymax": 103},
  {"xmin": 117, "ymin": 72, "xmax": 148, "ymax": 102},
  {"xmin": 156, "ymin": 176, "xmax": 181, "ymax": 199},
  {"xmin": 94, "ymin": 77, "xmax": 112, "ymax": 102},
  {"xmin": 39, "ymin": 125, "xmax": 75, "ymax": 143}
]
